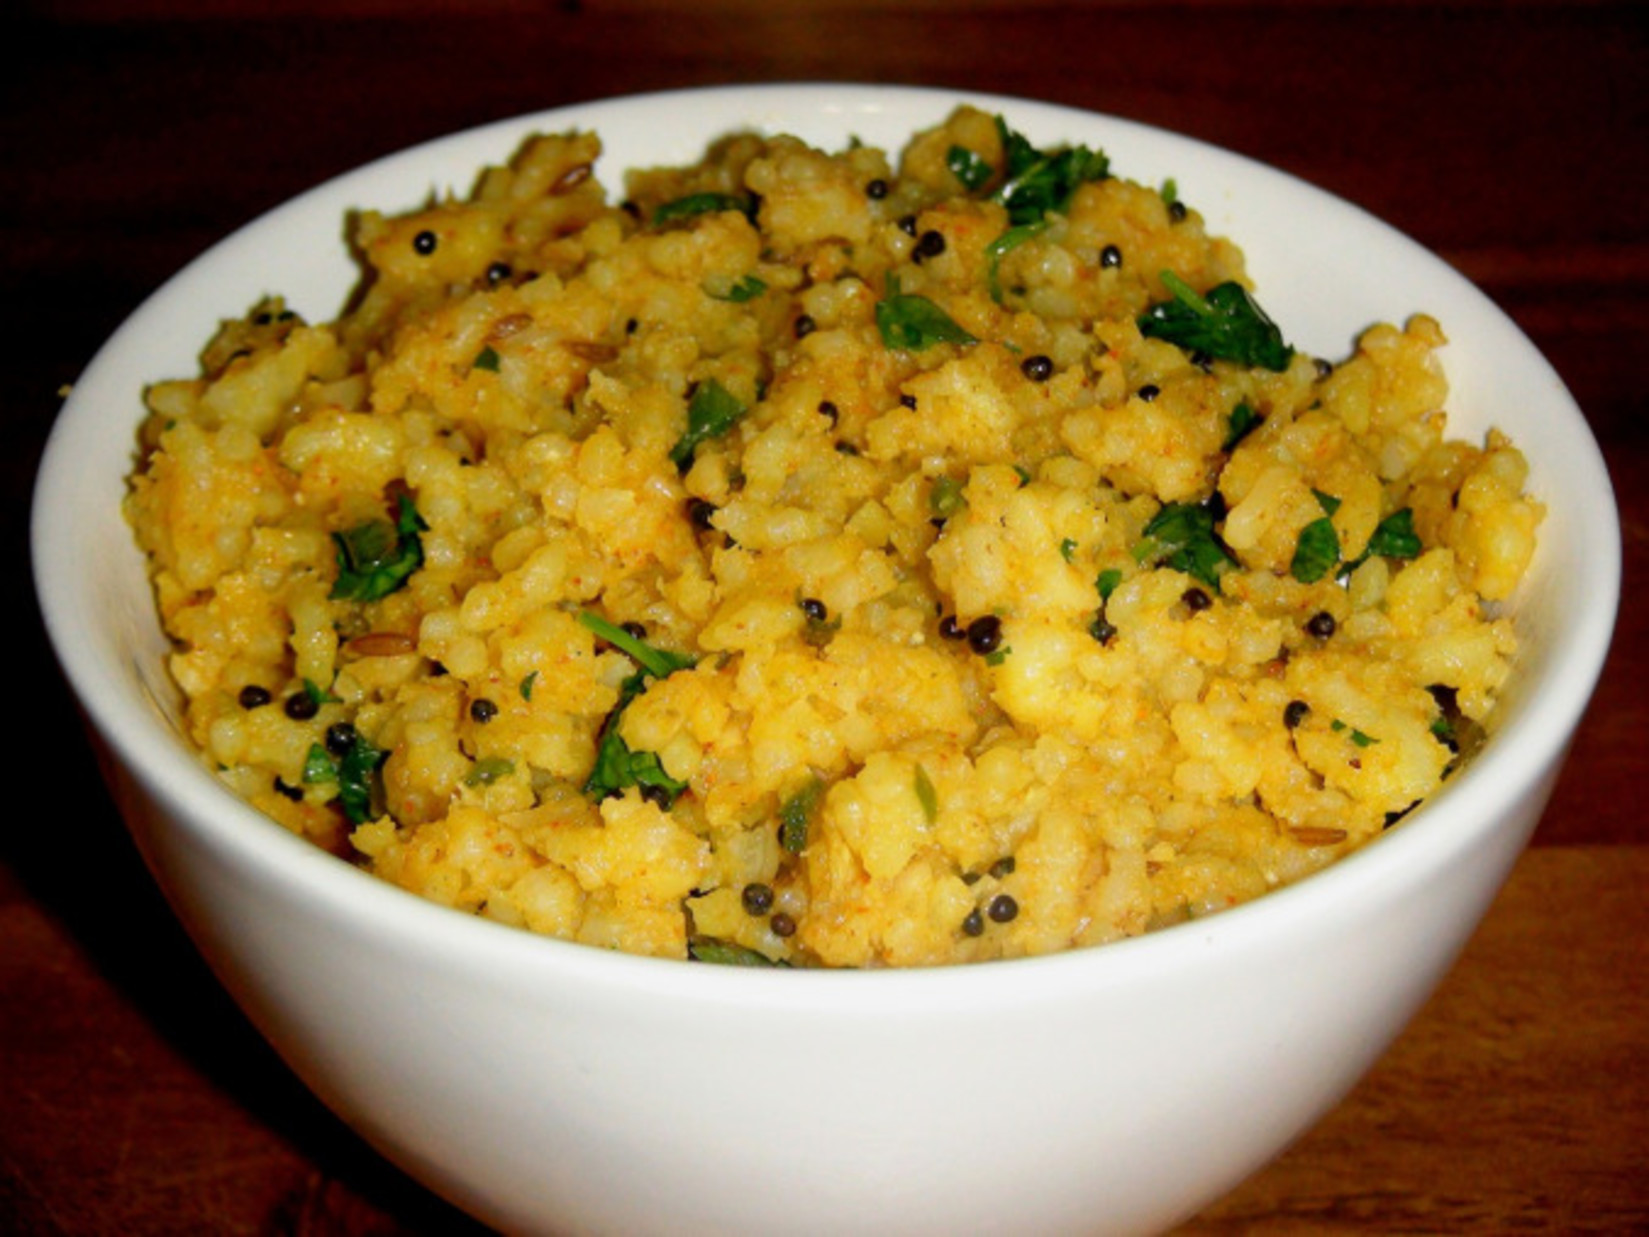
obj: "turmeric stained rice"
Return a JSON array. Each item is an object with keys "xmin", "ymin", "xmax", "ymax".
[{"xmin": 125, "ymin": 106, "xmax": 1542, "ymax": 966}]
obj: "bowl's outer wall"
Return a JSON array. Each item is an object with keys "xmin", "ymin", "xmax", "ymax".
[
  {"xmin": 37, "ymin": 85, "xmax": 1618, "ymax": 1237},
  {"xmin": 101, "ymin": 711, "xmax": 1560, "ymax": 1236}
]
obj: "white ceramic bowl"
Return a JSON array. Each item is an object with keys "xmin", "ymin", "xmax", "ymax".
[{"xmin": 33, "ymin": 85, "xmax": 1619, "ymax": 1236}]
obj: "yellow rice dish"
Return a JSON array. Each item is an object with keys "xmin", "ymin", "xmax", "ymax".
[{"xmin": 125, "ymin": 106, "xmax": 1542, "ymax": 967}]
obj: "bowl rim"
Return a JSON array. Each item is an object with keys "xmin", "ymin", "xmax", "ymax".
[{"xmin": 31, "ymin": 81, "xmax": 1622, "ymax": 1007}]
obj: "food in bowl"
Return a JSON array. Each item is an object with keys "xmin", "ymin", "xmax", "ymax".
[{"xmin": 123, "ymin": 104, "xmax": 1542, "ymax": 968}]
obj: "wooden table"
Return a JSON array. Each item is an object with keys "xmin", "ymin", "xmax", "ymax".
[{"xmin": 6, "ymin": 2, "xmax": 1644, "ymax": 1232}]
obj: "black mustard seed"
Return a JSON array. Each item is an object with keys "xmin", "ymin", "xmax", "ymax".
[
  {"xmin": 966, "ymin": 615, "xmax": 1003, "ymax": 655},
  {"xmin": 324, "ymin": 722, "xmax": 357, "ymax": 756},
  {"xmin": 284, "ymin": 691, "xmax": 319, "ymax": 721},
  {"xmin": 741, "ymin": 883, "xmax": 775, "ymax": 915}
]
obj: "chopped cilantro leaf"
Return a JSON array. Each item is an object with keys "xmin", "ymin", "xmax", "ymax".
[
  {"xmin": 876, "ymin": 276, "xmax": 977, "ymax": 351},
  {"xmin": 653, "ymin": 192, "xmax": 755, "ymax": 225},
  {"xmin": 578, "ymin": 611, "xmax": 697, "ymax": 681},
  {"xmin": 472, "ymin": 345, "xmax": 501, "ymax": 372},
  {"xmin": 976, "ymin": 118, "xmax": 1107, "ymax": 301},
  {"xmin": 1366, "ymin": 507, "xmax": 1422, "ymax": 560},
  {"xmin": 913, "ymin": 763, "xmax": 939, "ymax": 823},
  {"xmin": 947, "ymin": 144, "xmax": 993, "ymax": 191},
  {"xmin": 688, "ymin": 937, "xmax": 789, "ymax": 966},
  {"xmin": 586, "ymin": 733, "xmax": 688, "ymax": 805},
  {"xmin": 464, "ymin": 757, "xmax": 515, "ymax": 787},
  {"xmin": 712, "ymin": 274, "xmax": 767, "ymax": 303},
  {"xmin": 330, "ymin": 493, "xmax": 426, "ymax": 603},
  {"xmin": 1340, "ymin": 507, "xmax": 1423, "ymax": 577},
  {"xmin": 983, "ymin": 221, "xmax": 1046, "ymax": 302},
  {"xmin": 302, "ymin": 731, "xmax": 387, "ymax": 824},
  {"xmin": 778, "ymin": 776, "xmax": 823, "ymax": 854},
  {"xmin": 991, "ymin": 116, "xmax": 1110, "ymax": 227},
  {"xmin": 1133, "ymin": 501, "xmax": 1236, "ymax": 592},
  {"xmin": 1223, "ymin": 402, "xmax": 1262, "ymax": 451},
  {"xmin": 1096, "ymin": 568, "xmax": 1123, "ymax": 601},
  {"xmin": 669, "ymin": 379, "xmax": 748, "ymax": 471},
  {"xmin": 577, "ymin": 611, "xmax": 697, "ymax": 803},
  {"xmin": 929, "ymin": 475, "xmax": 967, "ymax": 519},
  {"xmin": 1291, "ymin": 516, "xmax": 1341, "ymax": 584},
  {"xmin": 1139, "ymin": 271, "xmax": 1294, "ymax": 371},
  {"xmin": 1331, "ymin": 719, "xmax": 1379, "ymax": 747}
]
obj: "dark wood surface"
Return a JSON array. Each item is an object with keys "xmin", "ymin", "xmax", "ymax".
[{"xmin": 5, "ymin": 3, "xmax": 1645, "ymax": 1232}]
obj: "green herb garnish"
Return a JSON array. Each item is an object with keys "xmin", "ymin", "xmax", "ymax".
[
  {"xmin": 688, "ymin": 937, "xmax": 790, "ymax": 967},
  {"xmin": 1331, "ymin": 719, "xmax": 1379, "ymax": 748},
  {"xmin": 302, "ymin": 731, "xmax": 387, "ymax": 825},
  {"xmin": 990, "ymin": 116, "xmax": 1110, "ymax": 227},
  {"xmin": 875, "ymin": 276, "xmax": 977, "ymax": 351},
  {"xmin": 1096, "ymin": 568, "xmax": 1123, "ymax": 602},
  {"xmin": 329, "ymin": 493, "xmax": 426, "ymax": 603},
  {"xmin": 711, "ymin": 274, "xmax": 767, "ymax": 303},
  {"xmin": 578, "ymin": 611, "xmax": 697, "ymax": 804},
  {"xmin": 587, "ymin": 740, "xmax": 688, "ymax": 805},
  {"xmin": 1291, "ymin": 492, "xmax": 1344, "ymax": 584},
  {"xmin": 983, "ymin": 221, "xmax": 1046, "ymax": 302},
  {"xmin": 464, "ymin": 757, "xmax": 515, "ymax": 787},
  {"xmin": 1223, "ymin": 401, "xmax": 1262, "ymax": 451},
  {"xmin": 519, "ymin": 671, "xmax": 538, "ymax": 701},
  {"xmin": 947, "ymin": 144, "xmax": 994, "ymax": 192},
  {"xmin": 1339, "ymin": 507, "xmax": 1423, "ymax": 578},
  {"xmin": 472, "ymin": 345, "xmax": 501, "ymax": 373},
  {"xmin": 1364, "ymin": 507, "xmax": 1422, "ymax": 560},
  {"xmin": 1139, "ymin": 271, "xmax": 1293, "ymax": 371},
  {"xmin": 579, "ymin": 611, "xmax": 696, "ymax": 681},
  {"xmin": 669, "ymin": 379, "xmax": 748, "ymax": 472},
  {"xmin": 975, "ymin": 117, "xmax": 1107, "ymax": 302},
  {"xmin": 1059, "ymin": 537, "xmax": 1078, "ymax": 563},
  {"xmin": 1132, "ymin": 501, "xmax": 1236, "ymax": 592},
  {"xmin": 913, "ymin": 763, "xmax": 939, "ymax": 823},
  {"xmin": 778, "ymin": 776, "xmax": 823, "ymax": 854},
  {"xmin": 1291, "ymin": 517, "xmax": 1340, "ymax": 584},
  {"xmin": 653, "ymin": 192, "xmax": 755, "ymax": 225},
  {"xmin": 929, "ymin": 475, "xmax": 967, "ymax": 520}
]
